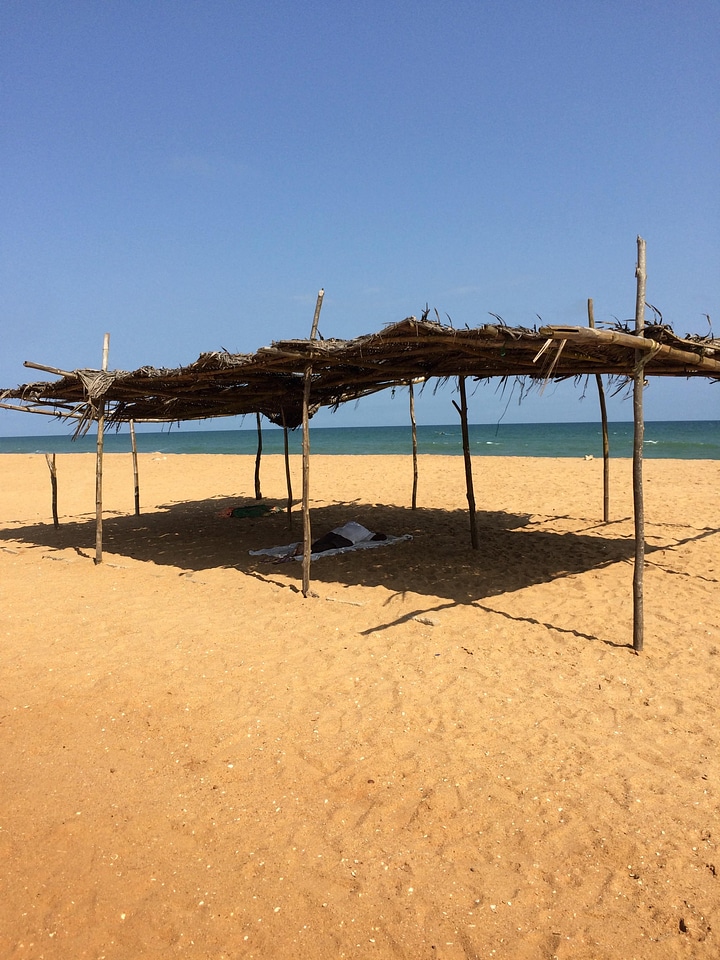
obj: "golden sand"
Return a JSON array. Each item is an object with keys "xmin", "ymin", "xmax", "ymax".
[{"xmin": 1, "ymin": 452, "xmax": 718, "ymax": 959}]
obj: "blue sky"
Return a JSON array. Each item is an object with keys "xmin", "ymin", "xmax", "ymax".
[{"xmin": 2, "ymin": 0, "xmax": 718, "ymax": 435}]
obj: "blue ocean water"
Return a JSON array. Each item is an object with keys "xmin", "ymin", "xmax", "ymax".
[{"xmin": 1, "ymin": 421, "xmax": 719, "ymax": 459}]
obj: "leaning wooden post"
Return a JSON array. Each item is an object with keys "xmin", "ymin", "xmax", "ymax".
[
  {"xmin": 409, "ymin": 381, "xmax": 418, "ymax": 510},
  {"xmin": 588, "ymin": 299, "xmax": 610, "ymax": 522},
  {"xmin": 254, "ymin": 412, "xmax": 263, "ymax": 499},
  {"xmin": 45, "ymin": 453, "xmax": 59, "ymax": 528},
  {"xmin": 632, "ymin": 237, "xmax": 647, "ymax": 653},
  {"xmin": 95, "ymin": 332, "xmax": 110, "ymax": 565},
  {"xmin": 129, "ymin": 420, "xmax": 140, "ymax": 516},
  {"xmin": 452, "ymin": 377, "xmax": 478, "ymax": 549},
  {"xmin": 301, "ymin": 288, "xmax": 324, "ymax": 597}
]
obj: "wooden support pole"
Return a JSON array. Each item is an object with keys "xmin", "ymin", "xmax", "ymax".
[
  {"xmin": 301, "ymin": 289, "xmax": 324, "ymax": 597},
  {"xmin": 45, "ymin": 453, "xmax": 58, "ymax": 529},
  {"xmin": 588, "ymin": 299, "xmax": 610, "ymax": 522},
  {"xmin": 301, "ymin": 369, "xmax": 313, "ymax": 596},
  {"xmin": 632, "ymin": 238, "xmax": 647, "ymax": 653},
  {"xmin": 452, "ymin": 377, "xmax": 478, "ymax": 550},
  {"xmin": 309, "ymin": 287, "xmax": 324, "ymax": 340},
  {"xmin": 95, "ymin": 332, "xmax": 110, "ymax": 565},
  {"xmin": 409, "ymin": 381, "xmax": 418, "ymax": 510},
  {"xmin": 281, "ymin": 411, "xmax": 294, "ymax": 528},
  {"xmin": 254, "ymin": 412, "xmax": 263, "ymax": 499},
  {"xmin": 129, "ymin": 420, "xmax": 140, "ymax": 516}
]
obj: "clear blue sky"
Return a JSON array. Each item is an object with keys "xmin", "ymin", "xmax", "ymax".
[{"xmin": 2, "ymin": 0, "xmax": 718, "ymax": 435}]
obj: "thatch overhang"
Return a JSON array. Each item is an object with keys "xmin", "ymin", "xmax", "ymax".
[{"xmin": 2, "ymin": 317, "xmax": 719, "ymax": 432}]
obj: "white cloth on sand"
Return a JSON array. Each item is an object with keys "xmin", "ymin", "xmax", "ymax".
[
  {"xmin": 330, "ymin": 521, "xmax": 375, "ymax": 544},
  {"xmin": 250, "ymin": 522, "xmax": 412, "ymax": 561}
]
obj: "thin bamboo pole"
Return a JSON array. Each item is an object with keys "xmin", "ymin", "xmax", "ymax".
[
  {"xmin": 409, "ymin": 381, "xmax": 418, "ymax": 510},
  {"xmin": 588, "ymin": 299, "xmax": 610, "ymax": 522},
  {"xmin": 633, "ymin": 238, "xmax": 647, "ymax": 653},
  {"xmin": 452, "ymin": 377, "xmax": 478, "ymax": 549},
  {"xmin": 301, "ymin": 370, "xmax": 313, "ymax": 596},
  {"xmin": 0, "ymin": 402, "xmax": 84, "ymax": 418},
  {"xmin": 282, "ymin": 411, "xmax": 293, "ymax": 528},
  {"xmin": 95, "ymin": 333, "xmax": 110, "ymax": 565},
  {"xmin": 45, "ymin": 453, "xmax": 58, "ymax": 529},
  {"xmin": 309, "ymin": 288, "xmax": 324, "ymax": 340},
  {"xmin": 129, "ymin": 420, "xmax": 140, "ymax": 516},
  {"xmin": 22, "ymin": 360, "xmax": 74, "ymax": 378},
  {"xmin": 255, "ymin": 412, "xmax": 263, "ymax": 499},
  {"xmin": 301, "ymin": 289, "xmax": 324, "ymax": 597}
]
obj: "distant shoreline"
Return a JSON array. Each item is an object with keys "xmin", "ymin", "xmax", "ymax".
[{"xmin": 1, "ymin": 420, "xmax": 718, "ymax": 459}]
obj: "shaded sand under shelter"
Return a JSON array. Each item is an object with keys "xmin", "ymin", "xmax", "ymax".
[{"xmin": 2, "ymin": 241, "xmax": 720, "ymax": 651}]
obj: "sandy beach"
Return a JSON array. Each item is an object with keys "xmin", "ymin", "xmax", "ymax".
[{"xmin": 1, "ymin": 451, "xmax": 718, "ymax": 959}]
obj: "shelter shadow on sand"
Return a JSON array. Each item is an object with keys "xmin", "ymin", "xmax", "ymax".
[{"xmin": 0, "ymin": 496, "xmax": 649, "ymax": 606}]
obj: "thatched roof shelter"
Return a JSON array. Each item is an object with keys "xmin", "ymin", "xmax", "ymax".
[
  {"xmin": 2, "ymin": 238, "xmax": 719, "ymax": 653},
  {"xmin": 2, "ymin": 316, "xmax": 719, "ymax": 432}
]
